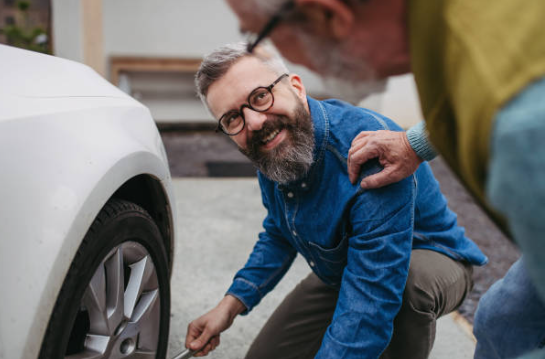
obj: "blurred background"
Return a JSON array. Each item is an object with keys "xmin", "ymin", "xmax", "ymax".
[{"xmin": 0, "ymin": 0, "xmax": 422, "ymax": 129}]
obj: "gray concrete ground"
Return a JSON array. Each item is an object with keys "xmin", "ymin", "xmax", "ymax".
[{"xmin": 167, "ymin": 178, "xmax": 477, "ymax": 359}]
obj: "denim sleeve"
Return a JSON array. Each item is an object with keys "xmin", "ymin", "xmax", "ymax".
[
  {"xmin": 406, "ymin": 121, "xmax": 438, "ymax": 161},
  {"xmin": 316, "ymin": 176, "xmax": 416, "ymax": 359},
  {"xmin": 226, "ymin": 187, "xmax": 297, "ymax": 315}
]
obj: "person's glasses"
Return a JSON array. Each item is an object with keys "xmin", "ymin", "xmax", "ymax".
[
  {"xmin": 246, "ymin": 0, "xmax": 296, "ymax": 53},
  {"xmin": 217, "ymin": 73, "xmax": 289, "ymax": 136}
]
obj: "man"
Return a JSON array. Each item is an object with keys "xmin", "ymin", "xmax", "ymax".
[
  {"xmin": 224, "ymin": 0, "xmax": 545, "ymax": 358},
  {"xmin": 185, "ymin": 43, "xmax": 486, "ymax": 359}
]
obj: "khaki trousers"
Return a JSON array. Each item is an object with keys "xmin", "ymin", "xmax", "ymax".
[{"xmin": 245, "ymin": 249, "xmax": 474, "ymax": 359}]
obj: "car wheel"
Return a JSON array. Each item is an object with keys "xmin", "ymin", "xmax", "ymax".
[{"xmin": 39, "ymin": 198, "xmax": 170, "ymax": 359}]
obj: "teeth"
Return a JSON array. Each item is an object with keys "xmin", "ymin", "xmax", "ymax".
[{"xmin": 263, "ymin": 129, "xmax": 280, "ymax": 144}]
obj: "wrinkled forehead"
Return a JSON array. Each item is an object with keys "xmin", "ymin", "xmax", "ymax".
[{"xmin": 206, "ymin": 56, "xmax": 280, "ymax": 118}]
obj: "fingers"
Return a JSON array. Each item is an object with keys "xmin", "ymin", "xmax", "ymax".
[
  {"xmin": 348, "ymin": 130, "xmax": 423, "ymax": 187},
  {"xmin": 350, "ymin": 131, "xmax": 372, "ymax": 147},
  {"xmin": 348, "ymin": 131, "xmax": 391, "ymax": 183},
  {"xmin": 189, "ymin": 328, "xmax": 215, "ymax": 352},
  {"xmin": 348, "ymin": 144, "xmax": 378, "ymax": 184},
  {"xmin": 360, "ymin": 167, "xmax": 401, "ymax": 189},
  {"xmin": 185, "ymin": 320, "xmax": 203, "ymax": 350},
  {"xmin": 193, "ymin": 335, "xmax": 221, "ymax": 357}
]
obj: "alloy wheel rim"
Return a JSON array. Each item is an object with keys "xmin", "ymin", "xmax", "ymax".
[{"xmin": 66, "ymin": 241, "xmax": 161, "ymax": 359}]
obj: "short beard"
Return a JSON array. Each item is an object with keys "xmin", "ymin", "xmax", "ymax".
[
  {"xmin": 240, "ymin": 101, "xmax": 315, "ymax": 184},
  {"xmin": 297, "ymin": 31, "xmax": 387, "ymax": 104}
]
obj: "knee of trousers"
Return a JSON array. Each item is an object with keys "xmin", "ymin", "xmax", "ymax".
[{"xmin": 400, "ymin": 273, "xmax": 438, "ymax": 317}]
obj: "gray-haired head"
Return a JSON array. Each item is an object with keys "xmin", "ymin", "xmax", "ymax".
[{"xmin": 195, "ymin": 42, "xmax": 289, "ymax": 109}]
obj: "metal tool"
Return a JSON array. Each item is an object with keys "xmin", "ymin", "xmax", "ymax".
[
  {"xmin": 171, "ymin": 347, "xmax": 199, "ymax": 359},
  {"xmin": 170, "ymin": 336, "xmax": 211, "ymax": 358}
]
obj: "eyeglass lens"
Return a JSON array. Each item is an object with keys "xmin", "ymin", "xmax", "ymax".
[
  {"xmin": 219, "ymin": 111, "xmax": 244, "ymax": 135},
  {"xmin": 219, "ymin": 87, "xmax": 274, "ymax": 134}
]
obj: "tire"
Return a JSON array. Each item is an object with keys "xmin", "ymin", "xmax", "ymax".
[{"xmin": 39, "ymin": 198, "xmax": 170, "ymax": 359}]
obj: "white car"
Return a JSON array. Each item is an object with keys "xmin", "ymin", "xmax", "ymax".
[{"xmin": 0, "ymin": 45, "xmax": 177, "ymax": 359}]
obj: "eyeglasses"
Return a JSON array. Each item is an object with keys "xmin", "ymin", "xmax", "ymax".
[
  {"xmin": 246, "ymin": 0, "xmax": 296, "ymax": 53},
  {"xmin": 217, "ymin": 73, "xmax": 289, "ymax": 136}
]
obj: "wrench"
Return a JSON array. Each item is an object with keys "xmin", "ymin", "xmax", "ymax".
[{"xmin": 171, "ymin": 347, "xmax": 199, "ymax": 359}]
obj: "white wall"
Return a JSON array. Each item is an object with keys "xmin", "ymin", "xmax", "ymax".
[
  {"xmin": 102, "ymin": 0, "xmax": 240, "ymax": 58},
  {"xmin": 52, "ymin": 0, "xmax": 84, "ymax": 63}
]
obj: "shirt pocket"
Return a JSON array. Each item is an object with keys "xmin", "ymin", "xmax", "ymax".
[{"xmin": 308, "ymin": 232, "xmax": 349, "ymax": 279}]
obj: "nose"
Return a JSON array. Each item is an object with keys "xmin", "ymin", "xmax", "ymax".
[{"xmin": 243, "ymin": 107, "xmax": 268, "ymax": 132}]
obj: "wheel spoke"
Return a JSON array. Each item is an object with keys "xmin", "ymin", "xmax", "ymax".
[
  {"xmin": 83, "ymin": 264, "xmax": 110, "ymax": 335},
  {"xmin": 105, "ymin": 247, "xmax": 124, "ymax": 330},
  {"xmin": 124, "ymin": 255, "xmax": 154, "ymax": 319},
  {"xmin": 132, "ymin": 290, "xmax": 158, "ymax": 323},
  {"xmin": 85, "ymin": 334, "xmax": 110, "ymax": 354},
  {"xmin": 133, "ymin": 290, "xmax": 160, "ymax": 351},
  {"xmin": 65, "ymin": 334, "xmax": 109, "ymax": 359},
  {"xmin": 66, "ymin": 349, "xmax": 104, "ymax": 359}
]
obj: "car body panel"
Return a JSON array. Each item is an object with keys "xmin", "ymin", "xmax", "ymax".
[{"xmin": 0, "ymin": 45, "xmax": 176, "ymax": 359}]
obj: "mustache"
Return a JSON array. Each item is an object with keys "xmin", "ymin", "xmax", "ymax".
[
  {"xmin": 247, "ymin": 115, "xmax": 290, "ymax": 150},
  {"xmin": 239, "ymin": 101, "xmax": 315, "ymax": 184}
]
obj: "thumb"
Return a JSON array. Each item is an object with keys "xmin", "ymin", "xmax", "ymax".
[
  {"xmin": 360, "ymin": 167, "xmax": 397, "ymax": 189},
  {"xmin": 190, "ymin": 329, "xmax": 214, "ymax": 350}
]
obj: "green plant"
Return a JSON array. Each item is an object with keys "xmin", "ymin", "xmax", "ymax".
[{"xmin": 0, "ymin": 0, "xmax": 50, "ymax": 54}]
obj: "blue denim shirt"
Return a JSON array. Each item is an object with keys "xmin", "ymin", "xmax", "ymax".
[{"xmin": 226, "ymin": 97, "xmax": 488, "ymax": 359}]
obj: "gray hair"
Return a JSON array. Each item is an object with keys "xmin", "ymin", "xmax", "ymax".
[
  {"xmin": 195, "ymin": 42, "xmax": 289, "ymax": 108},
  {"xmin": 254, "ymin": 0, "xmax": 364, "ymax": 15}
]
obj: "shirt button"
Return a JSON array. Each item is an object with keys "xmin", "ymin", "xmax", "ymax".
[
  {"xmin": 309, "ymin": 261, "xmax": 315, "ymax": 267},
  {"xmin": 287, "ymin": 192, "xmax": 294, "ymax": 198},
  {"xmin": 301, "ymin": 182, "xmax": 307, "ymax": 189}
]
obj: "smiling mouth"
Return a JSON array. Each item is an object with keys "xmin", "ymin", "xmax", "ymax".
[{"xmin": 261, "ymin": 129, "xmax": 281, "ymax": 145}]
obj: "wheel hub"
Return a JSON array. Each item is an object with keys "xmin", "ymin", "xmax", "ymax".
[{"xmin": 119, "ymin": 338, "xmax": 135, "ymax": 355}]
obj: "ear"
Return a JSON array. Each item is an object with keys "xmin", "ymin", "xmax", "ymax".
[
  {"xmin": 295, "ymin": 0, "xmax": 354, "ymax": 39},
  {"xmin": 288, "ymin": 73, "xmax": 307, "ymax": 101}
]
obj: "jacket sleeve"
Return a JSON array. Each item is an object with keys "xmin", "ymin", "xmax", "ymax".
[
  {"xmin": 226, "ymin": 180, "xmax": 297, "ymax": 314},
  {"xmin": 316, "ymin": 175, "xmax": 416, "ymax": 359}
]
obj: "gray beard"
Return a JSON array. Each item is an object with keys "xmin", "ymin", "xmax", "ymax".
[
  {"xmin": 298, "ymin": 31, "xmax": 387, "ymax": 104},
  {"xmin": 240, "ymin": 102, "xmax": 315, "ymax": 184}
]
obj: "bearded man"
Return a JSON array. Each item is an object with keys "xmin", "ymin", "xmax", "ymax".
[{"xmin": 184, "ymin": 43, "xmax": 487, "ymax": 359}]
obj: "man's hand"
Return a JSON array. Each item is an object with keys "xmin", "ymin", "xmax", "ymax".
[
  {"xmin": 185, "ymin": 295, "xmax": 246, "ymax": 357},
  {"xmin": 348, "ymin": 130, "xmax": 423, "ymax": 189}
]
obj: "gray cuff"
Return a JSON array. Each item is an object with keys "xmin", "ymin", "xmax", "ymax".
[{"xmin": 406, "ymin": 122, "xmax": 437, "ymax": 161}]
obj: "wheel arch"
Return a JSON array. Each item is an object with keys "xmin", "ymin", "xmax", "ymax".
[{"xmin": 111, "ymin": 174, "xmax": 175, "ymax": 274}]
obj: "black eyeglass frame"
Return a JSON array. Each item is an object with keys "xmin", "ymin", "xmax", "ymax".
[
  {"xmin": 217, "ymin": 73, "xmax": 289, "ymax": 136},
  {"xmin": 246, "ymin": 0, "xmax": 296, "ymax": 53}
]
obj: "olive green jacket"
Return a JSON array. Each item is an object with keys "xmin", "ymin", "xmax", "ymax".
[{"xmin": 409, "ymin": 0, "xmax": 545, "ymax": 229}]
